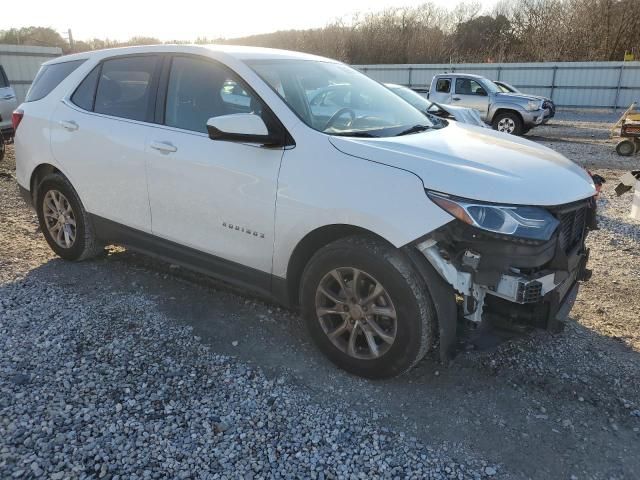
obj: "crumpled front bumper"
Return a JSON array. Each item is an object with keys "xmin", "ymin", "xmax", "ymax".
[
  {"xmin": 522, "ymin": 108, "xmax": 548, "ymax": 127},
  {"xmin": 414, "ymin": 200, "xmax": 593, "ymax": 332}
]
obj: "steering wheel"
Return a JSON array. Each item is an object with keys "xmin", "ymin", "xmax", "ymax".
[{"xmin": 324, "ymin": 108, "xmax": 356, "ymax": 130}]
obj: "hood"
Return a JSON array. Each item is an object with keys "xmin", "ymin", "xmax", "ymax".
[
  {"xmin": 496, "ymin": 92, "xmax": 542, "ymax": 103},
  {"xmin": 329, "ymin": 122, "xmax": 595, "ymax": 206},
  {"xmin": 437, "ymin": 104, "xmax": 486, "ymax": 128}
]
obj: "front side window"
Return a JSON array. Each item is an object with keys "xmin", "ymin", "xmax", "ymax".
[
  {"xmin": 94, "ymin": 56, "xmax": 159, "ymax": 121},
  {"xmin": 455, "ymin": 78, "xmax": 486, "ymax": 96},
  {"xmin": 25, "ymin": 60, "xmax": 85, "ymax": 102},
  {"xmin": 247, "ymin": 59, "xmax": 432, "ymax": 137},
  {"xmin": 164, "ymin": 56, "xmax": 265, "ymax": 134}
]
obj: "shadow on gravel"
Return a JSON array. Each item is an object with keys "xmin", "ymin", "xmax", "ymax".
[{"xmin": 10, "ymin": 248, "xmax": 640, "ymax": 480}]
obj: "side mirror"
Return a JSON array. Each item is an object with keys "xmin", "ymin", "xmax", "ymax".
[
  {"xmin": 477, "ymin": 90, "xmax": 488, "ymax": 96},
  {"xmin": 206, "ymin": 113, "xmax": 281, "ymax": 146}
]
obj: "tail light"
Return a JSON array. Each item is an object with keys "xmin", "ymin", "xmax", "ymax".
[{"xmin": 12, "ymin": 109, "xmax": 24, "ymax": 132}]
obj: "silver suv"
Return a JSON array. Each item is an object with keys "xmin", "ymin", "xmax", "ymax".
[
  {"xmin": 428, "ymin": 73, "xmax": 552, "ymax": 135},
  {"xmin": 0, "ymin": 65, "xmax": 18, "ymax": 140}
]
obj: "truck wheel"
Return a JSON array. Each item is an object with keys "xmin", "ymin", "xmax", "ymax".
[
  {"xmin": 300, "ymin": 235, "xmax": 436, "ymax": 378},
  {"xmin": 492, "ymin": 112, "xmax": 523, "ymax": 135},
  {"xmin": 0, "ymin": 132, "xmax": 5, "ymax": 162},
  {"xmin": 35, "ymin": 173, "xmax": 103, "ymax": 261},
  {"xmin": 616, "ymin": 139, "xmax": 635, "ymax": 156}
]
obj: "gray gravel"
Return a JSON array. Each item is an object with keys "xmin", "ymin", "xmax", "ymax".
[{"xmin": 0, "ymin": 279, "xmax": 491, "ymax": 479}]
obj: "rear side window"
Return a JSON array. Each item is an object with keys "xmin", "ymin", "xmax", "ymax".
[
  {"xmin": 25, "ymin": 60, "xmax": 85, "ymax": 102},
  {"xmin": 71, "ymin": 66, "xmax": 100, "ymax": 111},
  {"xmin": 94, "ymin": 56, "xmax": 159, "ymax": 122},
  {"xmin": 435, "ymin": 78, "xmax": 451, "ymax": 93},
  {"xmin": 0, "ymin": 66, "xmax": 8, "ymax": 88}
]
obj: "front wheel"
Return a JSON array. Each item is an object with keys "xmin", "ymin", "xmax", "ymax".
[
  {"xmin": 35, "ymin": 173, "xmax": 103, "ymax": 261},
  {"xmin": 492, "ymin": 112, "xmax": 523, "ymax": 136},
  {"xmin": 300, "ymin": 236, "xmax": 436, "ymax": 378}
]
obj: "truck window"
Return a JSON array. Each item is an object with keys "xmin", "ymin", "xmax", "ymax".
[
  {"xmin": 455, "ymin": 78, "xmax": 486, "ymax": 96},
  {"xmin": 435, "ymin": 78, "xmax": 451, "ymax": 93}
]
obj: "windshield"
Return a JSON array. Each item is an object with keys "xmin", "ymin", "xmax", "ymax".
[
  {"xmin": 499, "ymin": 82, "xmax": 519, "ymax": 93},
  {"xmin": 480, "ymin": 79, "xmax": 501, "ymax": 94},
  {"xmin": 247, "ymin": 59, "xmax": 433, "ymax": 137}
]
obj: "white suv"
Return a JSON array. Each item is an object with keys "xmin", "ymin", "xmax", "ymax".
[{"xmin": 15, "ymin": 45, "xmax": 596, "ymax": 378}]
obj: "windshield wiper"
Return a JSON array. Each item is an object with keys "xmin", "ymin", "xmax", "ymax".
[
  {"xmin": 396, "ymin": 124, "xmax": 432, "ymax": 136},
  {"xmin": 330, "ymin": 131, "xmax": 378, "ymax": 138}
]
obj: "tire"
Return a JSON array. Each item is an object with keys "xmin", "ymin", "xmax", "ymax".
[
  {"xmin": 0, "ymin": 133, "xmax": 5, "ymax": 162},
  {"xmin": 35, "ymin": 173, "xmax": 103, "ymax": 261},
  {"xmin": 300, "ymin": 235, "xmax": 436, "ymax": 378},
  {"xmin": 492, "ymin": 111, "xmax": 524, "ymax": 136},
  {"xmin": 616, "ymin": 139, "xmax": 635, "ymax": 157}
]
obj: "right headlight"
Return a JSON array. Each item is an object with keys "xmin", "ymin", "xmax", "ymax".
[
  {"xmin": 525, "ymin": 100, "xmax": 541, "ymax": 111},
  {"xmin": 427, "ymin": 191, "xmax": 560, "ymax": 241}
]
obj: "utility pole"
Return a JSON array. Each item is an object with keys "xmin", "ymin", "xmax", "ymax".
[{"xmin": 68, "ymin": 29, "xmax": 74, "ymax": 52}]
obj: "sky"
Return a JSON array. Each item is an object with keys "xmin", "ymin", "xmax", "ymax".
[{"xmin": 5, "ymin": 0, "xmax": 500, "ymax": 42}]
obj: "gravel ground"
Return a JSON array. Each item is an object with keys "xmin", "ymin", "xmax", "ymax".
[{"xmin": 1, "ymin": 110, "xmax": 639, "ymax": 479}]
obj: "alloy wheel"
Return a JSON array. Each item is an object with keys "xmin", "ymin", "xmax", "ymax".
[
  {"xmin": 315, "ymin": 267, "xmax": 397, "ymax": 360},
  {"xmin": 497, "ymin": 117, "xmax": 516, "ymax": 133},
  {"xmin": 43, "ymin": 190, "xmax": 77, "ymax": 249}
]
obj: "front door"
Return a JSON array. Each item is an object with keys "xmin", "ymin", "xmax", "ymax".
[
  {"xmin": 145, "ymin": 55, "xmax": 284, "ymax": 276},
  {"xmin": 453, "ymin": 78, "xmax": 490, "ymax": 119}
]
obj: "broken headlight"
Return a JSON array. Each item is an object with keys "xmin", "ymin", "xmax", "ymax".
[{"xmin": 427, "ymin": 191, "xmax": 560, "ymax": 241}]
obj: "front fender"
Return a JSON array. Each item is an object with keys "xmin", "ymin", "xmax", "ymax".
[
  {"xmin": 488, "ymin": 101, "xmax": 529, "ymax": 121},
  {"xmin": 271, "ymin": 132, "xmax": 453, "ymax": 278}
]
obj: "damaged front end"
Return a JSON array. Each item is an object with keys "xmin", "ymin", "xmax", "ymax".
[{"xmin": 413, "ymin": 195, "xmax": 595, "ymax": 355}]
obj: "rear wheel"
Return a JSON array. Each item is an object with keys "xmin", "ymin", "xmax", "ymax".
[
  {"xmin": 492, "ymin": 112, "xmax": 523, "ymax": 136},
  {"xmin": 616, "ymin": 139, "xmax": 636, "ymax": 156},
  {"xmin": 300, "ymin": 235, "xmax": 436, "ymax": 378},
  {"xmin": 36, "ymin": 174, "xmax": 103, "ymax": 261}
]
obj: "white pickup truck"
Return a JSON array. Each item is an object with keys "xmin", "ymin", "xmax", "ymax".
[{"xmin": 428, "ymin": 73, "xmax": 552, "ymax": 135}]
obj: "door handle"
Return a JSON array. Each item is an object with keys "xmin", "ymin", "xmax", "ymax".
[
  {"xmin": 150, "ymin": 140, "xmax": 177, "ymax": 154},
  {"xmin": 452, "ymin": 97, "xmax": 461, "ymax": 101},
  {"xmin": 59, "ymin": 120, "xmax": 79, "ymax": 131},
  {"xmin": 2, "ymin": 94, "xmax": 14, "ymax": 100}
]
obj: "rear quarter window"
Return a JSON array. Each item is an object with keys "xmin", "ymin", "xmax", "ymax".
[{"xmin": 25, "ymin": 60, "xmax": 85, "ymax": 102}]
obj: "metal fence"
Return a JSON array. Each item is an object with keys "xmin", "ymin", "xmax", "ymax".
[
  {"xmin": 0, "ymin": 44, "xmax": 62, "ymax": 103},
  {"xmin": 354, "ymin": 61, "xmax": 640, "ymax": 110}
]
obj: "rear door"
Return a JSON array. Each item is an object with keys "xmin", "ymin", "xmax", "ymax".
[
  {"xmin": 50, "ymin": 55, "xmax": 162, "ymax": 232},
  {"xmin": 0, "ymin": 65, "xmax": 18, "ymax": 133},
  {"xmin": 144, "ymin": 55, "xmax": 284, "ymax": 276},
  {"xmin": 453, "ymin": 77, "xmax": 489, "ymax": 118},
  {"xmin": 428, "ymin": 77, "xmax": 452, "ymax": 104}
]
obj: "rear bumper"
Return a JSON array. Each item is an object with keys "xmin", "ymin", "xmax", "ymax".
[{"xmin": 1, "ymin": 125, "xmax": 14, "ymax": 139}]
